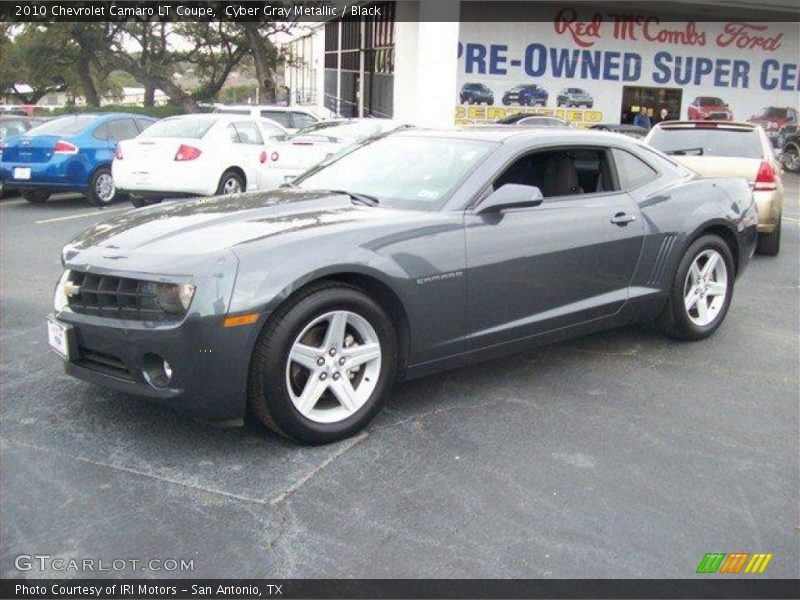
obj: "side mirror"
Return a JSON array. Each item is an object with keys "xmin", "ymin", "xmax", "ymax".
[{"xmin": 477, "ymin": 184, "xmax": 544, "ymax": 214}]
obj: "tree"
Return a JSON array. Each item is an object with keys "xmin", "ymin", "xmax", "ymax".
[{"xmin": 0, "ymin": 25, "xmax": 74, "ymax": 104}]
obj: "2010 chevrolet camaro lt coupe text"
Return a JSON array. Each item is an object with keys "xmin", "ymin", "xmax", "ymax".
[{"xmin": 49, "ymin": 129, "xmax": 758, "ymax": 444}]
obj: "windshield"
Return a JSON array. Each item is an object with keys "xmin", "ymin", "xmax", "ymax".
[
  {"xmin": 295, "ymin": 135, "xmax": 494, "ymax": 210},
  {"xmin": 648, "ymin": 128, "xmax": 763, "ymax": 159},
  {"xmin": 756, "ymin": 107, "xmax": 788, "ymax": 118},
  {"xmin": 26, "ymin": 115, "xmax": 98, "ymax": 136},
  {"xmin": 140, "ymin": 117, "xmax": 216, "ymax": 139},
  {"xmin": 696, "ymin": 97, "xmax": 724, "ymax": 106},
  {"xmin": 509, "ymin": 85, "xmax": 527, "ymax": 92},
  {"xmin": 290, "ymin": 121, "xmax": 398, "ymax": 143}
]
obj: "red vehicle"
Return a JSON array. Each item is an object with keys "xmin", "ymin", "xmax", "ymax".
[
  {"xmin": 687, "ymin": 96, "xmax": 732, "ymax": 121},
  {"xmin": 747, "ymin": 106, "xmax": 798, "ymax": 142}
]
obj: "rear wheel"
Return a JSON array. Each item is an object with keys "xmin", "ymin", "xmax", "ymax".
[
  {"xmin": 756, "ymin": 215, "xmax": 781, "ymax": 256},
  {"xmin": 22, "ymin": 190, "xmax": 50, "ymax": 204},
  {"xmin": 87, "ymin": 167, "xmax": 116, "ymax": 206},
  {"xmin": 215, "ymin": 170, "xmax": 244, "ymax": 196},
  {"xmin": 655, "ymin": 235, "xmax": 734, "ymax": 341},
  {"xmin": 248, "ymin": 283, "xmax": 397, "ymax": 444}
]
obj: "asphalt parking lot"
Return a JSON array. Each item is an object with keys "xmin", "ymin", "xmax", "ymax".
[{"xmin": 1, "ymin": 178, "xmax": 798, "ymax": 579}]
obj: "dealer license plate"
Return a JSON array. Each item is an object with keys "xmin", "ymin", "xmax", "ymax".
[
  {"xmin": 47, "ymin": 318, "xmax": 71, "ymax": 359},
  {"xmin": 13, "ymin": 167, "xmax": 31, "ymax": 180}
]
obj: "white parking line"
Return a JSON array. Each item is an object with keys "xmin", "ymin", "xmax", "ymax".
[{"xmin": 35, "ymin": 206, "xmax": 130, "ymax": 225}]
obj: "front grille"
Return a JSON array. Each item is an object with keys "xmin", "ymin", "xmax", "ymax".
[
  {"xmin": 67, "ymin": 271, "xmax": 176, "ymax": 321},
  {"xmin": 75, "ymin": 347, "xmax": 134, "ymax": 381},
  {"xmin": 708, "ymin": 112, "xmax": 728, "ymax": 120}
]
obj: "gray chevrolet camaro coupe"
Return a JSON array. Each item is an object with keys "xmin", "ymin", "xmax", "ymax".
[{"xmin": 48, "ymin": 128, "xmax": 758, "ymax": 444}]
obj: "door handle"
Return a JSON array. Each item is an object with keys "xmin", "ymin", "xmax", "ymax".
[{"xmin": 610, "ymin": 212, "xmax": 636, "ymax": 226}]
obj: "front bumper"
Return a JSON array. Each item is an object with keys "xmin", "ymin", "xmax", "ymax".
[{"xmin": 52, "ymin": 309, "xmax": 265, "ymax": 421}]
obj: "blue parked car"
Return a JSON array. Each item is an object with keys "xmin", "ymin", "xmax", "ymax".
[
  {"xmin": 460, "ymin": 83, "xmax": 494, "ymax": 105},
  {"xmin": 501, "ymin": 84, "xmax": 549, "ymax": 107},
  {"xmin": 0, "ymin": 113, "xmax": 156, "ymax": 205}
]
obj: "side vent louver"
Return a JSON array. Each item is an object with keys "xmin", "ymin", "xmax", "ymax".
[{"xmin": 648, "ymin": 235, "xmax": 677, "ymax": 286}]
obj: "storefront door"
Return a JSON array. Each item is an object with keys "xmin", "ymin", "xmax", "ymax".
[{"xmin": 620, "ymin": 86, "xmax": 683, "ymax": 124}]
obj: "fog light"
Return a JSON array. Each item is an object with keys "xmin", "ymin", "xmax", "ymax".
[{"xmin": 142, "ymin": 354, "xmax": 173, "ymax": 389}]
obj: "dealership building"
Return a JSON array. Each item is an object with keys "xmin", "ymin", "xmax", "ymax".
[{"xmin": 283, "ymin": 1, "xmax": 799, "ymax": 128}]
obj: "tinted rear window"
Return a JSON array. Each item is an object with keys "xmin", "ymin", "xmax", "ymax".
[
  {"xmin": 647, "ymin": 128, "xmax": 763, "ymax": 159},
  {"xmin": 27, "ymin": 115, "xmax": 98, "ymax": 136},
  {"xmin": 140, "ymin": 117, "xmax": 216, "ymax": 139}
]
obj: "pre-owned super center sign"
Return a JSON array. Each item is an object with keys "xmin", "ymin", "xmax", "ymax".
[{"xmin": 456, "ymin": 5, "xmax": 799, "ymax": 125}]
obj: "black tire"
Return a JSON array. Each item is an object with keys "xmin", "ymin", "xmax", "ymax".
[
  {"xmin": 215, "ymin": 170, "xmax": 245, "ymax": 196},
  {"xmin": 502, "ymin": 98, "xmax": 510, "ymax": 106},
  {"xmin": 487, "ymin": 99, "xmax": 494, "ymax": 106},
  {"xmin": 756, "ymin": 216, "xmax": 781, "ymax": 256},
  {"xmin": 248, "ymin": 282, "xmax": 398, "ymax": 444},
  {"xmin": 86, "ymin": 166, "xmax": 116, "ymax": 206},
  {"xmin": 130, "ymin": 195, "xmax": 163, "ymax": 209},
  {"xmin": 655, "ymin": 234, "xmax": 735, "ymax": 341},
  {"xmin": 22, "ymin": 190, "xmax": 50, "ymax": 204},
  {"xmin": 781, "ymin": 144, "xmax": 800, "ymax": 173}
]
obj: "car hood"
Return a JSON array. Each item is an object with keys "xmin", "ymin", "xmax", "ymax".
[{"xmin": 64, "ymin": 189, "xmax": 413, "ymax": 262}]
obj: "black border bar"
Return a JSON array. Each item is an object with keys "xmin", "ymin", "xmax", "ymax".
[
  {"xmin": 0, "ymin": 1, "xmax": 798, "ymax": 23},
  {"xmin": 2, "ymin": 579, "xmax": 800, "ymax": 599}
]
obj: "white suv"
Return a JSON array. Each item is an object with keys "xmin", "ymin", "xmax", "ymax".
[{"xmin": 214, "ymin": 105, "xmax": 325, "ymax": 132}]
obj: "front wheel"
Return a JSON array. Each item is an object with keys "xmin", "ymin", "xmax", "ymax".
[
  {"xmin": 781, "ymin": 144, "xmax": 800, "ymax": 173},
  {"xmin": 87, "ymin": 167, "xmax": 116, "ymax": 206},
  {"xmin": 248, "ymin": 283, "xmax": 398, "ymax": 444},
  {"xmin": 655, "ymin": 235, "xmax": 735, "ymax": 341}
]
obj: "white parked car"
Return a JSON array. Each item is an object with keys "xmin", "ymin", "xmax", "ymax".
[
  {"xmin": 257, "ymin": 119, "xmax": 407, "ymax": 190},
  {"xmin": 112, "ymin": 114, "xmax": 288, "ymax": 207},
  {"xmin": 213, "ymin": 105, "xmax": 326, "ymax": 133}
]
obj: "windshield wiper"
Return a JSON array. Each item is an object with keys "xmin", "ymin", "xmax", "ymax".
[
  {"xmin": 665, "ymin": 147, "xmax": 704, "ymax": 156},
  {"xmin": 327, "ymin": 189, "xmax": 380, "ymax": 206}
]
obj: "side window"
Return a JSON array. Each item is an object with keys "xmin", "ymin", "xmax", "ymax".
[
  {"xmin": 290, "ymin": 112, "xmax": 317, "ymax": 129},
  {"xmin": 788, "ymin": 110, "xmax": 797, "ymax": 123},
  {"xmin": 260, "ymin": 110, "xmax": 290, "ymax": 127},
  {"xmin": 258, "ymin": 120, "xmax": 286, "ymax": 139},
  {"xmin": 493, "ymin": 148, "xmax": 615, "ymax": 198},
  {"xmin": 225, "ymin": 124, "xmax": 240, "ymax": 143},
  {"xmin": 232, "ymin": 121, "xmax": 264, "ymax": 145},
  {"xmin": 612, "ymin": 148, "xmax": 658, "ymax": 190},
  {"xmin": 134, "ymin": 118, "xmax": 154, "ymax": 133},
  {"xmin": 93, "ymin": 123, "xmax": 110, "ymax": 140},
  {"xmin": 106, "ymin": 119, "xmax": 140, "ymax": 141}
]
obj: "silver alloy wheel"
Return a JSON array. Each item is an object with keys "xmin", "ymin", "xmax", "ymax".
[
  {"xmin": 286, "ymin": 310, "xmax": 382, "ymax": 424},
  {"xmin": 683, "ymin": 249, "xmax": 728, "ymax": 327},
  {"xmin": 95, "ymin": 173, "xmax": 115, "ymax": 203},
  {"xmin": 222, "ymin": 177, "xmax": 242, "ymax": 195},
  {"xmin": 781, "ymin": 148, "xmax": 800, "ymax": 172}
]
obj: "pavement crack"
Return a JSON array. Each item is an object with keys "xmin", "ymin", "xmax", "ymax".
[
  {"xmin": 268, "ymin": 431, "xmax": 368, "ymax": 506},
  {"xmin": 1, "ymin": 437, "xmax": 270, "ymax": 506}
]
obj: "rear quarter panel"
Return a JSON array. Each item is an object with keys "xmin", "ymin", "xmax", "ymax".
[{"xmin": 629, "ymin": 175, "xmax": 756, "ymax": 305}]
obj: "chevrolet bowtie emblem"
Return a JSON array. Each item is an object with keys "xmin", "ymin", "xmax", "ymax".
[{"xmin": 63, "ymin": 282, "xmax": 81, "ymax": 298}]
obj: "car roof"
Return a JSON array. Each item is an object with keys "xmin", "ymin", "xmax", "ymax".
[
  {"xmin": 653, "ymin": 120, "xmax": 757, "ymax": 131},
  {"xmin": 216, "ymin": 105, "xmax": 316, "ymax": 113},
  {"xmin": 395, "ymin": 127, "xmax": 638, "ymax": 147}
]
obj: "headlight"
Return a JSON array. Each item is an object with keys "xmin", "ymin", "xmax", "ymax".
[
  {"xmin": 152, "ymin": 282, "xmax": 196, "ymax": 315},
  {"xmin": 53, "ymin": 270, "xmax": 71, "ymax": 312}
]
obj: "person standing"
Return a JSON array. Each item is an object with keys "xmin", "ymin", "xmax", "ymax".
[
  {"xmin": 633, "ymin": 106, "xmax": 652, "ymax": 129},
  {"xmin": 656, "ymin": 107, "xmax": 672, "ymax": 123}
]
